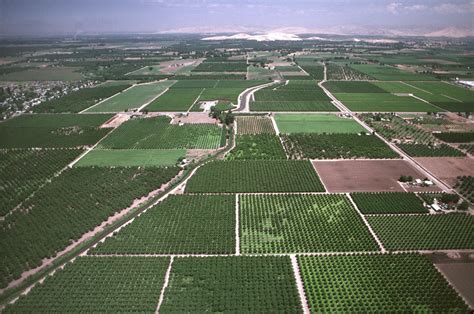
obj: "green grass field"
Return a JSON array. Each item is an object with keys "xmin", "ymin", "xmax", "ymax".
[
  {"xmin": 75, "ymin": 149, "xmax": 185, "ymax": 167},
  {"xmin": 85, "ymin": 81, "xmax": 176, "ymax": 112},
  {"xmin": 275, "ymin": 114, "xmax": 365, "ymax": 134},
  {"xmin": 145, "ymin": 87, "xmax": 203, "ymax": 111},
  {"xmin": 323, "ymin": 81, "xmax": 387, "ymax": 93},
  {"xmin": 335, "ymin": 93, "xmax": 442, "ymax": 112}
]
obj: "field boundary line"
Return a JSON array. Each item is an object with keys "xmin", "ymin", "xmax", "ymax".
[
  {"xmin": 433, "ymin": 264, "xmax": 473, "ymax": 309},
  {"xmin": 139, "ymin": 81, "xmax": 176, "ymax": 112},
  {"xmin": 310, "ymin": 162, "xmax": 329, "ymax": 192},
  {"xmin": 270, "ymin": 114, "xmax": 280, "ymax": 135},
  {"xmin": 441, "ymin": 94, "xmax": 462, "ymax": 102},
  {"xmin": 155, "ymin": 256, "xmax": 174, "ymax": 314},
  {"xmin": 400, "ymin": 81, "xmax": 433, "ymax": 94},
  {"xmin": 346, "ymin": 193, "xmax": 386, "ymax": 253},
  {"xmin": 290, "ymin": 255, "xmax": 310, "ymax": 314},
  {"xmin": 186, "ymin": 87, "xmax": 206, "ymax": 112},
  {"xmin": 67, "ymin": 123, "xmax": 121, "ymax": 168},
  {"xmin": 235, "ymin": 194, "xmax": 240, "ymax": 256},
  {"xmin": 409, "ymin": 94, "xmax": 447, "ymax": 112},
  {"xmin": 79, "ymin": 84, "xmax": 137, "ymax": 113}
]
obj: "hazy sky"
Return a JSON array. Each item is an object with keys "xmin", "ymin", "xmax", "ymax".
[{"xmin": 0, "ymin": 0, "xmax": 473, "ymax": 36}]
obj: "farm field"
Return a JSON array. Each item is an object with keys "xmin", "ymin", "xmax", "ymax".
[
  {"xmin": 349, "ymin": 64, "xmax": 437, "ymax": 81},
  {"xmin": 33, "ymin": 83, "xmax": 132, "ymax": 113},
  {"xmin": 351, "ymin": 192, "xmax": 428, "ymax": 214},
  {"xmin": 0, "ymin": 113, "xmax": 113, "ymax": 148},
  {"xmin": 0, "ymin": 66, "xmax": 84, "ymax": 81},
  {"xmin": 85, "ymin": 80, "xmax": 176, "ymax": 112},
  {"xmin": 160, "ymin": 256, "xmax": 301, "ymax": 312},
  {"xmin": 145, "ymin": 87, "xmax": 202, "ymax": 111},
  {"xmin": 298, "ymin": 254, "xmax": 468, "ymax": 312},
  {"xmin": 2, "ymin": 33, "xmax": 474, "ymax": 313},
  {"xmin": 75, "ymin": 149, "xmax": 185, "ymax": 167},
  {"xmin": 252, "ymin": 80, "xmax": 336, "ymax": 112},
  {"xmin": 282, "ymin": 133, "xmax": 399, "ymax": 159},
  {"xmin": 98, "ymin": 116, "xmax": 225, "ymax": 149},
  {"xmin": 0, "ymin": 166, "xmax": 180, "ymax": 288},
  {"xmin": 0, "ymin": 149, "xmax": 83, "ymax": 216},
  {"xmin": 185, "ymin": 160, "xmax": 325, "ymax": 193},
  {"xmin": 367, "ymin": 214, "xmax": 474, "ymax": 250},
  {"xmin": 91, "ymin": 195, "xmax": 235, "ymax": 254},
  {"xmin": 226, "ymin": 134, "xmax": 286, "ymax": 160},
  {"xmin": 192, "ymin": 60, "xmax": 248, "ymax": 72},
  {"xmin": 312, "ymin": 160, "xmax": 439, "ymax": 193},
  {"xmin": 334, "ymin": 93, "xmax": 441, "ymax": 112},
  {"xmin": 275, "ymin": 114, "xmax": 365, "ymax": 134},
  {"xmin": 240, "ymin": 194, "xmax": 379, "ymax": 253},
  {"xmin": 5, "ymin": 256, "xmax": 169, "ymax": 313},
  {"xmin": 236, "ymin": 116, "xmax": 275, "ymax": 134}
]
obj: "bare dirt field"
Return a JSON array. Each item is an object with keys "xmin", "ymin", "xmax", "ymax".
[
  {"xmin": 171, "ymin": 112, "xmax": 217, "ymax": 124},
  {"xmin": 415, "ymin": 157, "xmax": 474, "ymax": 187},
  {"xmin": 312, "ymin": 159, "xmax": 441, "ymax": 193},
  {"xmin": 436, "ymin": 263, "xmax": 474, "ymax": 308}
]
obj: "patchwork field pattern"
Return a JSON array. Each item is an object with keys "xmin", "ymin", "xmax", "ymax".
[
  {"xmin": 0, "ymin": 166, "xmax": 179, "ymax": 288},
  {"xmin": 92, "ymin": 195, "xmax": 235, "ymax": 254},
  {"xmin": 240, "ymin": 194, "xmax": 379, "ymax": 253}
]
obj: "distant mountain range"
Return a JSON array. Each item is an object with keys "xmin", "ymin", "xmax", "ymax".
[{"xmin": 160, "ymin": 26, "xmax": 474, "ymax": 39}]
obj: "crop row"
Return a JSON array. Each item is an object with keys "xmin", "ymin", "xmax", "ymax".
[
  {"xmin": 5, "ymin": 256, "xmax": 169, "ymax": 313},
  {"xmin": 0, "ymin": 166, "xmax": 180, "ymax": 288},
  {"xmin": 91, "ymin": 195, "xmax": 235, "ymax": 254},
  {"xmin": 458, "ymin": 144, "xmax": 474, "ymax": 154},
  {"xmin": 0, "ymin": 114, "xmax": 113, "ymax": 149},
  {"xmin": 185, "ymin": 160, "xmax": 325, "ymax": 193},
  {"xmin": 0, "ymin": 149, "xmax": 83, "ymax": 216},
  {"xmin": 454, "ymin": 176, "xmax": 474, "ymax": 203},
  {"xmin": 226, "ymin": 134, "xmax": 286, "ymax": 160},
  {"xmin": 351, "ymin": 192, "xmax": 428, "ymax": 214},
  {"xmin": 160, "ymin": 256, "xmax": 301, "ymax": 312},
  {"xmin": 433, "ymin": 132, "xmax": 474, "ymax": 143},
  {"xmin": 397, "ymin": 143, "xmax": 465, "ymax": 157},
  {"xmin": 281, "ymin": 133, "xmax": 399, "ymax": 159},
  {"xmin": 236, "ymin": 116, "xmax": 275, "ymax": 135},
  {"xmin": 367, "ymin": 213, "xmax": 474, "ymax": 250},
  {"xmin": 326, "ymin": 63, "xmax": 374, "ymax": 80},
  {"xmin": 240, "ymin": 194, "xmax": 378, "ymax": 253},
  {"xmin": 98, "ymin": 116, "xmax": 225, "ymax": 149},
  {"xmin": 298, "ymin": 254, "xmax": 468, "ymax": 312}
]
